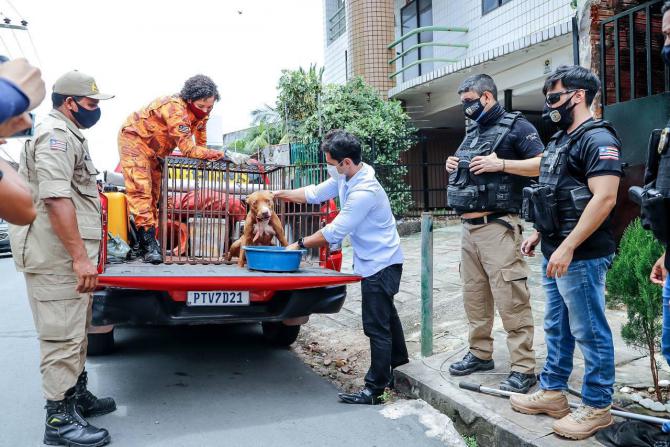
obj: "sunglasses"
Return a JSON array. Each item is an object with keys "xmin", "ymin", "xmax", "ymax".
[{"xmin": 545, "ymin": 89, "xmax": 581, "ymax": 105}]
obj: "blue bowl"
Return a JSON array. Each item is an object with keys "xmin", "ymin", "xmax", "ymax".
[{"xmin": 242, "ymin": 246, "xmax": 307, "ymax": 272}]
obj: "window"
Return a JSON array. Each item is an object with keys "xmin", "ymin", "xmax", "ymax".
[
  {"xmin": 327, "ymin": 0, "xmax": 346, "ymax": 45},
  {"xmin": 482, "ymin": 0, "xmax": 512, "ymax": 15},
  {"xmin": 400, "ymin": 0, "xmax": 433, "ymax": 81}
]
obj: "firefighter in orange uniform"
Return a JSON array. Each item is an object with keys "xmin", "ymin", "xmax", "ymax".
[{"xmin": 118, "ymin": 75, "xmax": 244, "ymax": 263}]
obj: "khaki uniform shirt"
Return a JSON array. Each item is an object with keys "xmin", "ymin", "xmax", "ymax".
[{"xmin": 9, "ymin": 109, "xmax": 101, "ymax": 275}]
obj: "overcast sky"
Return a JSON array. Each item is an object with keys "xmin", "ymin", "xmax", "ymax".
[{"xmin": 0, "ymin": 0, "xmax": 324, "ymax": 170}]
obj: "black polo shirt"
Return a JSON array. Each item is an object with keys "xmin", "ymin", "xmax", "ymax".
[
  {"xmin": 476, "ymin": 104, "xmax": 545, "ymax": 161},
  {"xmin": 540, "ymin": 119, "xmax": 623, "ymax": 260}
]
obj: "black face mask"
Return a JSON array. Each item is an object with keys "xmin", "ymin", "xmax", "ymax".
[
  {"xmin": 662, "ymin": 45, "xmax": 670, "ymax": 67},
  {"xmin": 462, "ymin": 97, "xmax": 485, "ymax": 121},
  {"xmin": 542, "ymin": 94, "xmax": 576, "ymax": 131},
  {"xmin": 72, "ymin": 101, "xmax": 101, "ymax": 129}
]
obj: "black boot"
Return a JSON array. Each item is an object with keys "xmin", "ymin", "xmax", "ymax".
[
  {"xmin": 448, "ymin": 352, "xmax": 494, "ymax": 376},
  {"xmin": 75, "ymin": 370, "xmax": 117, "ymax": 417},
  {"xmin": 44, "ymin": 391, "xmax": 111, "ymax": 447},
  {"xmin": 499, "ymin": 371, "xmax": 537, "ymax": 394},
  {"xmin": 138, "ymin": 227, "xmax": 162, "ymax": 264}
]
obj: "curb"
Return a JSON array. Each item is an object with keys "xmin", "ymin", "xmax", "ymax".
[{"xmin": 394, "ymin": 360, "xmax": 601, "ymax": 447}]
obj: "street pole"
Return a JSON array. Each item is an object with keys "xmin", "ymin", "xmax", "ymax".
[{"xmin": 421, "ymin": 212, "xmax": 433, "ymax": 357}]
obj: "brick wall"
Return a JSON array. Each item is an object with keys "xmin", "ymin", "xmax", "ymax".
[{"xmin": 348, "ymin": 0, "xmax": 397, "ymax": 93}]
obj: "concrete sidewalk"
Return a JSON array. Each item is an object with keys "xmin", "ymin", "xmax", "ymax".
[{"xmin": 298, "ymin": 223, "xmax": 670, "ymax": 446}]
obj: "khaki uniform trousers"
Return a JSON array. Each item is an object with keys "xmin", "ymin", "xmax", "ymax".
[
  {"xmin": 460, "ymin": 214, "xmax": 536, "ymax": 373},
  {"xmin": 24, "ymin": 273, "xmax": 92, "ymax": 401}
]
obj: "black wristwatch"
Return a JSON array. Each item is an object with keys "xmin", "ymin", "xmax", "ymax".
[{"xmin": 297, "ymin": 238, "xmax": 306, "ymax": 249}]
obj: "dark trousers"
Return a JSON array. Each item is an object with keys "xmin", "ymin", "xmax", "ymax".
[{"xmin": 361, "ymin": 263, "xmax": 408, "ymax": 394}]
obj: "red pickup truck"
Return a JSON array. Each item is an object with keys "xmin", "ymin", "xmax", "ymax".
[{"xmin": 89, "ymin": 158, "xmax": 360, "ymax": 354}]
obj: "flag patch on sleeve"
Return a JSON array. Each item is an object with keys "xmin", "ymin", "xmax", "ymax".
[
  {"xmin": 50, "ymin": 139, "xmax": 67, "ymax": 152},
  {"xmin": 598, "ymin": 146, "xmax": 619, "ymax": 160}
]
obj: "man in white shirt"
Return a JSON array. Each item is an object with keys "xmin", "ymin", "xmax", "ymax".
[{"xmin": 275, "ymin": 129, "xmax": 408, "ymax": 405}]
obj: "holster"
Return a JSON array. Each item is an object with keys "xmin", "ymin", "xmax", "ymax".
[
  {"xmin": 523, "ymin": 185, "xmax": 561, "ymax": 237},
  {"xmin": 641, "ymin": 187, "xmax": 668, "ymax": 243}
]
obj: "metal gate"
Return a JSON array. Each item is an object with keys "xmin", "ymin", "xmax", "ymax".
[{"xmin": 599, "ymin": 0, "xmax": 670, "ymax": 239}]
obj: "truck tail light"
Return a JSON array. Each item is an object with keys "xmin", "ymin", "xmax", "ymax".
[
  {"xmin": 98, "ymin": 191, "xmax": 108, "ymax": 274},
  {"xmin": 251, "ymin": 290, "xmax": 275, "ymax": 302}
]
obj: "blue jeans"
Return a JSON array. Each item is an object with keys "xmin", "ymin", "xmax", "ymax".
[
  {"xmin": 539, "ymin": 255, "xmax": 615, "ymax": 408},
  {"xmin": 662, "ymin": 276, "xmax": 670, "ymax": 367}
]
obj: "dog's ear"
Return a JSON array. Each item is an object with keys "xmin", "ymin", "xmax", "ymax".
[{"xmin": 246, "ymin": 191, "xmax": 258, "ymax": 203}]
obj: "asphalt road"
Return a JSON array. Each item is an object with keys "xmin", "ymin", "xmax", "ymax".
[{"xmin": 0, "ymin": 257, "xmax": 450, "ymax": 447}]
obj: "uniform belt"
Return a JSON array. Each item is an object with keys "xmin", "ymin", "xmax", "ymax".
[{"xmin": 461, "ymin": 212, "xmax": 514, "ymax": 229}]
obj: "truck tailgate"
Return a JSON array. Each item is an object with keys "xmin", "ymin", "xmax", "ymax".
[{"xmin": 99, "ymin": 262, "xmax": 361, "ymax": 291}]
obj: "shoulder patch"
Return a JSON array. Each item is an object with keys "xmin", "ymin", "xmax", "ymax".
[
  {"xmin": 178, "ymin": 124, "xmax": 190, "ymax": 134},
  {"xmin": 50, "ymin": 138, "xmax": 68, "ymax": 152},
  {"xmin": 598, "ymin": 146, "xmax": 620, "ymax": 160}
]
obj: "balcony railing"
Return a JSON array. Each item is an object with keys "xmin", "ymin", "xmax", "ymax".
[{"xmin": 387, "ymin": 25, "xmax": 468, "ymax": 79}]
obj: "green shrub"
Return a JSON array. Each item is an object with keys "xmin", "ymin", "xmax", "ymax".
[
  {"xmin": 276, "ymin": 65, "xmax": 324, "ymax": 140},
  {"xmin": 606, "ymin": 218, "xmax": 665, "ymax": 401},
  {"xmin": 296, "ymin": 77, "xmax": 416, "ymax": 215},
  {"xmin": 238, "ymin": 66, "xmax": 417, "ymax": 215}
]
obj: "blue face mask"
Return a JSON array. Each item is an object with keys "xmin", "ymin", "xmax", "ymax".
[
  {"xmin": 72, "ymin": 101, "xmax": 101, "ymax": 129},
  {"xmin": 662, "ymin": 45, "xmax": 670, "ymax": 67}
]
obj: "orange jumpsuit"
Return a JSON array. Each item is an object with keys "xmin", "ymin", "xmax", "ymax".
[{"xmin": 118, "ymin": 95, "xmax": 223, "ymax": 230}]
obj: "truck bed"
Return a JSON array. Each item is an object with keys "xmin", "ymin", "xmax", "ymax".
[{"xmin": 99, "ymin": 261, "xmax": 361, "ymax": 291}]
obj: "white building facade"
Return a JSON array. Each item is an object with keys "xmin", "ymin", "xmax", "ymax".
[
  {"xmin": 390, "ymin": 0, "xmax": 576, "ymax": 130},
  {"xmin": 323, "ymin": 0, "xmax": 349, "ymax": 85}
]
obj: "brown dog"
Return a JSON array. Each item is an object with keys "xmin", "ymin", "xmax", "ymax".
[{"xmin": 226, "ymin": 190, "xmax": 288, "ymax": 267}]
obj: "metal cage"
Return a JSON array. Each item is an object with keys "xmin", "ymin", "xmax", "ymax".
[{"xmin": 159, "ymin": 157, "xmax": 338, "ymax": 265}]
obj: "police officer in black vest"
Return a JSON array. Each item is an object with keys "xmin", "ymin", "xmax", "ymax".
[
  {"xmin": 446, "ymin": 74, "xmax": 544, "ymax": 393},
  {"xmin": 511, "ymin": 65, "xmax": 622, "ymax": 440}
]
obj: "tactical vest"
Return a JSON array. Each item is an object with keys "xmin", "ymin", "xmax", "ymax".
[
  {"xmin": 522, "ymin": 120, "xmax": 618, "ymax": 238},
  {"xmin": 630, "ymin": 120, "xmax": 670, "ymax": 243},
  {"xmin": 447, "ymin": 112, "xmax": 524, "ymax": 214}
]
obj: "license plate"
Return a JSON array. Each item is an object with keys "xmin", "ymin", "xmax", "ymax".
[{"xmin": 187, "ymin": 291, "xmax": 250, "ymax": 306}]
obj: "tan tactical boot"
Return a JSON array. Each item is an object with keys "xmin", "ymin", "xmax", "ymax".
[
  {"xmin": 552, "ymin": 405, "xmax": 613, "ymax": 440},
  {"xmin": 510, "ymin": 389, "xmax": 570, "ymax": 418}
]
